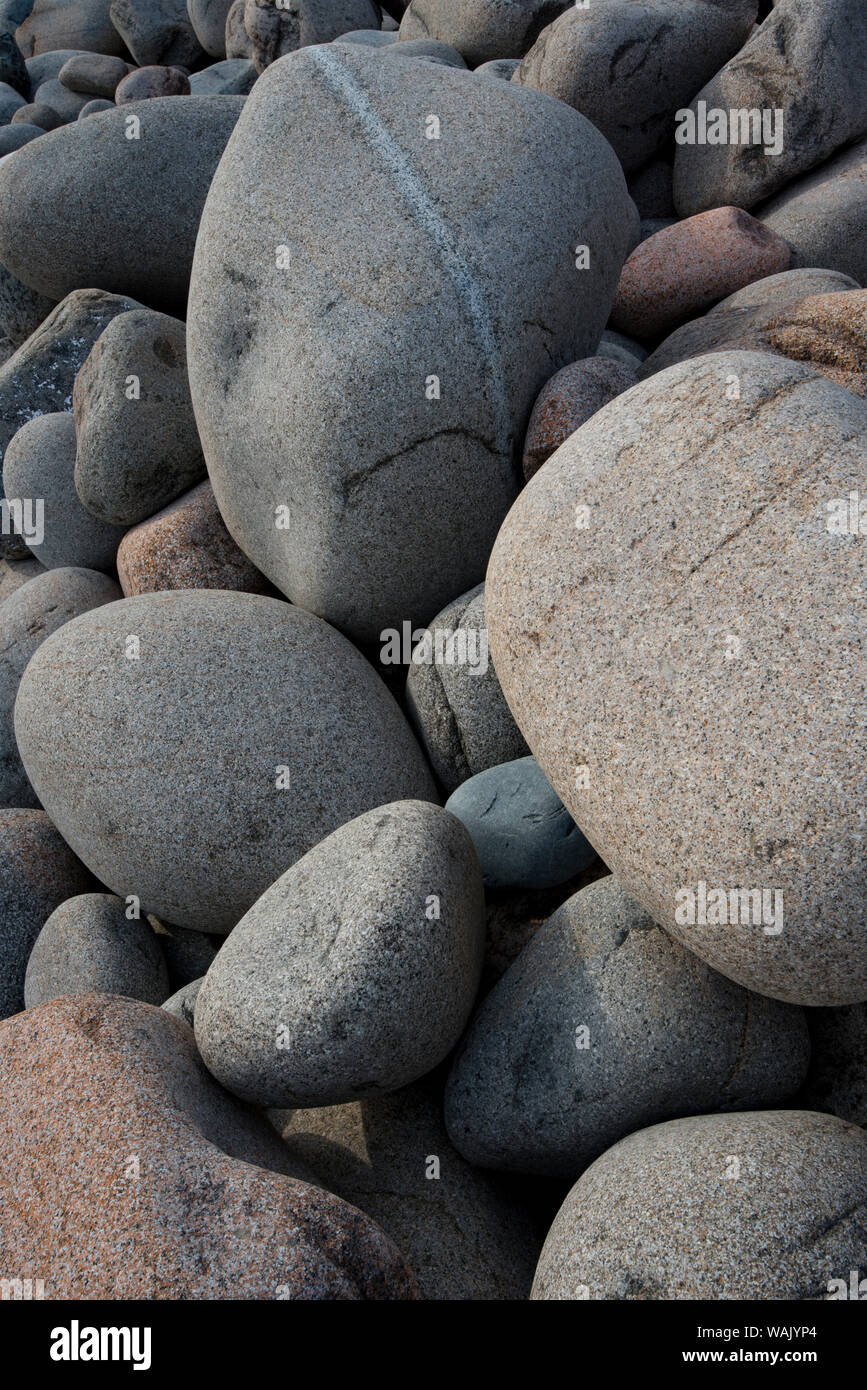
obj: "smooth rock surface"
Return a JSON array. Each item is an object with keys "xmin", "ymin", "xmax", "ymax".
[
  {"xmin": 0, "ymin": 288, "xmax": 138, "ymax": 553},
  {"xmin": 187, "ymin": 0, "xmax": 233, "ymax": 56},
  {"xmin": 11, "ymin": 99, "xmax": 61, "ymax": 127},
  {"xmin": 673, "ymin": 0, "xmax": 867, "ymax": 215},
  {"xmin": 382, "ymin": 36, "xmax": 464, "ymax": 66},
  {"xmin": 710, "ymin": 267, "xmax": 861, "ymax": 315},
  {"xmin": 0, "ymin": 96, "xmax": 245, "ymax": 314},
  {"xmin": 188, "ymin": 54, "xmax": 255, "ymax": 91},
  {"xmin": 14, "ymin": 590, "xmax": 438, "ymax": 931},
  {"xmin": 531, "ymin": 1110, "xmax": 867, "ymax": 1298},
  {"xmin": 516, "ymin": 0, "xmax": 758, "ymax": 174},
  {"xmin": 0, "ymin": 567, "xmax": 121, "ymax": 805},
  {"xmin": 486, "ymin": 351, "xmax": 867, "ymax": 1006},
  {"xmin": 32, "ymin": 75, "xmax": 91, "ymax": 121},
  {"xmin": 110, "ymin": 0, "xmax": 207, "ymax": 67},
  {"xmin": 3, "ymin": 413, "xmax": 127, "ymax": 569},
  {"xmin": 15, "ymin": 0, "xmax": 126, "ymax": 57},
  {"xmin": 188, "ymin": 43, "xmax": 636, "ymax": 642},
  {"xmin": 161, "ymin": 975, "xmax": 202, "ymax": 1024},
  {"xmin": 272, "ymin": 1083, "xmax": 540, "ymax": 1300},
  {"xmin": 758, "ymin": 137, "xmax": 867, "ymax": 288},
  {"xmin": 115, "ymin": 63, "xmax": 190, "ymax": 101},
  {"xmin": 0, "ymin": 808, "xmax": 94, "ymax": 1017},
  {"xmin": 0, "ymin": 117, "xmax": 40, "ymax": 150},
  {"xmin": 610, "ymin": 207, "xmax": 791, "ymax": 341},
  {"xmin": 522, "ymin": 357, "xmax": 637, "ymax": 481},
  {"xmin": 116, "ymin": 480, "xmax": 273, "ymax": 595},
  {"xmin": 0, "ymin": 554, "xmax": 42, "ymax": 601},
  {"xmin": 195, "ymin": 801, "xmax": 484, "ymax": 1105},
  {"xmin": 446, "ymin": 876, "xmax": 809, "ymax": 1177},
  {"xmin": 57, "ymin": 50, "xmax": 129, "ymax": 95},
  {"xmin": 243, "ymin": 0, "xmax": 380, "ymax": 72},
  {"xmin": 638, "ymin": 290, "xmax": 867, "ymax": 398},
  {"xmin": 73, "ymin": 307, "xmax": 206, "ymax": 525},
  {"xmin": 405, "ymin": 583, "xmax": 528, "ymax": 795},
  {"xmin": 0, "ymin": 993, "xmax": 419, "ymax": 1297},
  {"xmin": 77, "ymin": 95, "xmax": 114, "ymax": 115},
  {"xmin": 24, "ymin": 891, "xmax": 171, "ymax": 1007},
  {"xmin": 398, "ymin": 0, "xmax": 571, "ymax": 65},
  {"xmin": 0, "ymin": 76, "xmax": 24, "ymax": 119},
  {"xmin": 445, "ymin": 757, "xmax": 596, "ymax": 891}
]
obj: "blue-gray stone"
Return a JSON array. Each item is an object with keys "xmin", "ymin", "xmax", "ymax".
[{"xmin": 445, "ymin": 756, "xmax": 596, "ymax": 890}]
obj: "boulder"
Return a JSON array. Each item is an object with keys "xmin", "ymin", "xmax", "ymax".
[
  {"xmin": 445, "ymin": 876, "xmax": 809, "ymax": 1177},
  {"xmin": 0, "ymin": 808, "xmax": 94, "ymax": 1018},
  {"xmin": 398, "ymin": 0, "xmax": 571, "ymax": 66},
  {"xmin": 14, "ymin": 589, "xmax": 438, "ymax": 931},
  {"xmin": 195, "ymin": 801, "xmax": 484, "ymax": 1105},
  {"xmin": 531, "ymin": 1110, "xmax": 867, "ymax": 1298},
  {"xmin": 758, "ymin": 137, "xmax": 867, "ymax": 288},
  {"xmin": 0, "ymin": 96, "xmax": 245, "ymax": 315},
  {"xmin": 24, "ymin": 891, "xmax": 171, "ymax": 1007},
  {"xmin": 187, "ymin": 42, "xmax": 636, "ymax": 642},
  {"xmin": 485, "ymin": 351, "xmax": 867, "ymax": 1006},
  {"xmin": 109, "ymin": 0, "xmax": 207, "ymax": 67},
  {"xmin": 243, "ymin": 0, "xmax": 380, "ymax": 72},
  {"xmin": 0, "ymin": 993, "xmax": 419, "ymax": 1297}
]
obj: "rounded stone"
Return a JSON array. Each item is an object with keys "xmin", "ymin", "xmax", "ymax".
[
  {"xmin": 109, "ymin": 0, "xmax": 207, "ymax": 68},
  {"xmin": 445, "ymin": 876, "xmax": 809, "ymax": 1177},
  {"xmin": 710, "ymin": 267, "xmax": 861, "ymax": 315},
  {"xmin": 195, "ymin": 800, "xmax": 484, "ymax": 1106},
  {"xmin": 11, "ymin": 99, "xmax": 61, "ymax": 128},
  {"xmin": 0, "ymin": 566, "xmax": 121, "ymax": 806},
  {"xmin": 405, "ymin": 582, "xmax": 528, "ymax": 795},
  {"xmin": 3, "ymin": 413, "xmax": 127, "ymax": 570},
  {"xmin": 116, "ymin": 480, "xmax": 273, "ymax": 596},
  {"xmin": 0, "ymin": 808, "xmax": 94, "ymax": 1018},
  {"xmin": 24, "ymin": 891, "xmax": 171, "ymax": 1007},
  {"xmin": 32, "ymin": 76, "xmax": 91, "ymax": 121},
  {"xmin": 187, "ymin": 42, "xmax": 636, "ymax": 643},
  {"xmin": 398, "ymin": 0, "xmax": 571, "ymax": 66},
  {"xmin": 474, "ymin": 57, "xmax": 519, "ymax": 80},
  {"xmin": 610, "ymin": 207, "xmax": 791, "ymax": 342},
  {"xmin": 0, "ymin": 118, "xmax": 41, "ymax": 151},
  {"xmin": 445, "ymin": 757, "xmax": 597, "ymax": 891},
  {"xmin": 161, "ymin": 976, "xmax": 202, "ymax": 1025},
  {"xmin": 516, "ymin": 0, "xmax": 757, "ymax": 174},
  {"xmin": 73, "ymin": 307, "xmax": 206, "ymax": 525},
  {"xmin": 57, "ymin": 51, "xmax": 130, "ymax": 96},
  {"xmin": 77, "ymin": 96, "xmax": 114, "ymax": 116},
  {"xmin": 15, "ymin": 0, "xmax": 127, "ymax": 59},
  {"xmin": 115, "ymin": 64, "xmax": 191, "ymax": 102},
  {"xmin": 0, "ymin": 79, "xmax": 26, "ymax": 120},
  {"xmin": 0, "ymin": 555, "xmax": 43, "ymax": 601},
  {"xmin": 522, "ymin": 357, "xmax": 638, "ymax": 481},
  {"xmin": 486, "ymin": 351, "xmax": 867, "ymax": 1006},
  {"xmin": 242, "ymin": 0, "xmax": 380, "ymax": 72},
  {"xmin": 0, "ymin": 993, "xmax": 419, "ymax": 1298},
  {"xmin": 188, "ymin": 55, "xmax": 256, "ymax": 92},
  {"xmin": 271, "ymin": 1083, "xmax": 540, "ymax": 1300},
  {"xmin": 14, "ymin": 589, "xmax": 438, "ymax": 932},
  {"xmin": 383, "ymin": 37, "xmax": 465, "ymax": 66},
  {"xmin": 639, "ymin": 289, "xmax": 867, "ymax": 398},
  {"xmin": 758, "ymin": 136, "xmax": 867, "ymax": 288},
  {"xmin": 531, "ymin": 1110, "xmax": 867, "ymax": 1299},
  {"xmin": 187, "ymin": 0, "xmax": 234, "ymax": 56},
  {"xmin": 0, "ymin": 96, "xmax": 246, "ymax": 315}
]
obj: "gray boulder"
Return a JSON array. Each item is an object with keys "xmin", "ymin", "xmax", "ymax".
[
  {"xmin": 516, "ymin": 0, "xmax": 757, "ymax": 174},
  {"xmin": 338, "ymin": 28, "xmax": 397, "ymax": 48},
  {"xmin": 0, "ymin": 77, "xmax": 24, "ymax": 121},
  {"xmin": 109, "ymin": 0, "xmax": 207, "ymax": 66},
  {"xmin": 758, "ymin": 137, "xmax": 867, "ymax": 288},
  {"xmin": 24, "ymin": 891, "xmax": 171, "ymax": 1007},
  {"xmin": 187, "ymin": 43, "xmax": 636, "ymax": 643},
  {"xmin": 24, "ymin": 48, "xmax": 87, "ymax": 89},
  {"xmin": 381, "ymin": 37, "xmax": 464, "ymax": 66},
  {"xmin": 445, "ymin": 876, "xmax": 809, "ymax": 1177},
  {"xmin": 595, "ymin": 328, "xmax": 646, "ymax": 368},
  {"xmin": 73, "ymin": 308, "xmax": 206, "ymax": 525},
  {"xmin": 187, "ymin": 0, "xmax": 233, "ymax": 56},
  {"xmin": 0, "ymin": 567, "xmax": 121, "ymax": 806},
  {"xmin": 0, "ymin": 96, "xmax": 245, "ymax": 314},
  {"xmin": 11, "ymin": 99, "xmax": 62, "ymax": 128},
  {"xmin": 673, "ymin": 0, "xmax": 867, "ymax": 215},
  {"xmin": 0, "ymin": 808, "xmax": 94, "ymax": 1018},
  {"xmin": 474, "ymin": 57, "xmax": 518, "ymax": 81},
  {"xmin": 0, "ymin": 555, "xmax": 42, "ymax": 601},
  {"xmin": 15, "ymin": 0, "xmax": 127, "ymax": 57},
  {"xmin": 271, "ymin": 1084, "xmax": 540, "ymax": 1300},
  {"xmin": 531, "ymin": 1110, "xmax": 867, "ymax": 1299},
  {"xmin": 0, "ymin": 115, "xmax": 39, "ymax": 151},
  {"xmin": 57, "ymin": 51, "xmax": 129, "ymax": 96},
  {"xmin": 0, "ymin": 260, "xmax": 54, "ymax": 366},
  {"xmin": 710, "ymin": 267, "xmax": 861, "ymax": 314},
  {"xmin": 223, "ymin": 0, "xmax": 252, "ymax": 56},
  {"xmin": 405, "ymin": 583, "xmax": 528, "ymax": 795},
  {"xmin": 445, "ymin": 756, "xmax": 596, "ymax": 891},
  {"xmin": 32, "ymin": 75, "xmax": 90, "ymax": 121},
  {"xmin": 195, "ymin": 801, "xmax": 484, "ymax": 1106},
  {"xmin": 485, "ymin": 351, "xmax": 867, "ymax": 1006},
  {"xmin": 77, "ymin": 96, "xmax": 114, "ymax": 116},
  {"xmin": 243, "ymin": 0, "xmax": 380, "ymax": 72},
  {"xmin": 398, "ymin": 0, "xmax": 571, "ymax": 65},
  {"xmin": 13, "ymin": 589, "xmax": 438, "ymax": 932},
  {"xmin": 188, "ymin": 55, "xmax": 255, "ymax": 92},
  {"xmin": 0, "ymin": 288, "xmax": 139, "ymax": 556},
  {"xmin": 3, "ymin": 413, "xmax": 126, "ymax": 569}
]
